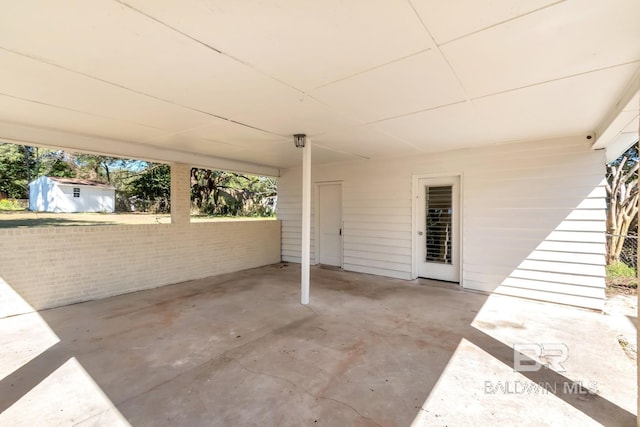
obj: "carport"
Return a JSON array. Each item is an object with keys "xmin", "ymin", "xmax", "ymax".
[
  {"xmin": 0, "ymin": 1, "xmax": 639, "ymax": 425},
  {"xmin": 1, "ymin": 265, "xmax": 636, "ymax": 425}
]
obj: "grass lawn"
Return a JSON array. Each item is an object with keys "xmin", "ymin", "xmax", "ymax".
[{"xmin": 0, "ymin": 211, "xmax": 274, "ymax": 228}]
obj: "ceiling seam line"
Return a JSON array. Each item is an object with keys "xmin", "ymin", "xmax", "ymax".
[
  {"xmin": 311, "ymin": 123, "xmax": 427, "ymax": 153},
  {"xmin": 299, "ymin": 93, "xmax": 368, "ymax": 127},
  {"xmin": 33, "ymin": 0, "xmax": 445, "ymax": 153},
  {"xmin": 114, "ymin": 1, "xmax": 383, "ymax": 134},
  {"xmin": 113, "ymin": 0, "xmax": 308, "ymax": 97},
  {"xmin": 406, "ymin": 0, "xmax": 472, "ymax": 101},
  {"xmin": 0, "ymin": 91, "xmax": 167, "ymax": 133},
  {"xmin": 370, "ymin": 128, "xmax": 429, "ymax": 153},
  {"xmin": 436, "ymin": 47, "xmax": 471, "ymax": 102},
  {"xmin": 0, "ymin": 47, "xmax": 286, "ymax": 139},
  {"xmin": 307, "ymin": 142, "xmax": 369, "ymax": 160},
  {"xmin": 437, "ymin": 0, "xmax": 568, "ymax": 47},
  {"xmin": 405, "ymin": 0, "xmax": 438, "ymax": 47},
  {"xmin": 312, "ymin": 47, "xmax": 433, "ymax": 90},
  {"xmin": 327, "ymin": 127, "xmax": 424, "ymax": 152},
  {"xmin": 113, "ymin": 0, "xmax": 220, "ymax": 54},
  {"xmin": 366, "ymin": 100, "xmax": 468, "ymax": 124},
  {"xmin": 470, "ymin": 60, "xmax": 640, "ymax": 101}
]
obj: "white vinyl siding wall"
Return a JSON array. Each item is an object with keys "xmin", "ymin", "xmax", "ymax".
[{"xmin": 278, "ymin": 136, "xmax": 606, "ymax": 310}]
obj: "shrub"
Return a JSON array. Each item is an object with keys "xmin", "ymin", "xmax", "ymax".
[
  {"xmin": 0, "ymin": 199, "xmax": 25, "ymax": 211},
  {"xmin": 606, "ymin": 261, "xmax": 637, "ymax": 279}
]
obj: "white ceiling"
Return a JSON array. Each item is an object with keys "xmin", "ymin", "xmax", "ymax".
[
  {"xmin": 594, "ymin": 88, "xmax": 640, "ymax": 163},
  {"xmin": 0, "ymin": 0, "xmax": 638, "ymax": 175}
]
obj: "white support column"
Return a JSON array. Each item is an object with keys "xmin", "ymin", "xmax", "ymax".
[{"xmin": 301, "ymin": 139, "xmax": 312, "ymax": 305}]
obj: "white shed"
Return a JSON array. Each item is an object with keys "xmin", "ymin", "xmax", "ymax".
[{"xmin": 28, "ymin": 176, "xmax": 115, "ymax": 213}]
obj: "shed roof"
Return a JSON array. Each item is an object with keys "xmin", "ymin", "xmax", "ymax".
[{"xmin": 47, "ymin": 177, "xmax": 115, "ymax": 189}]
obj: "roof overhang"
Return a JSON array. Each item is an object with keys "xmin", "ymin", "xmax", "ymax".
[
  {"xmin": 592, "ymin": 68, "xmax": 640, "ymax": 163},
  {"xmin": 1, "ymin": 1, "xmax": 639, "ymax": 174}
]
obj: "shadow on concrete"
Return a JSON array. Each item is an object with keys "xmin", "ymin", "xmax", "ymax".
[
  {"xmin": 0, "ymin": 218, "xmax": 116, "ymax": 228},
  {"xmin": 0, "ymin": 265, "xmax": 635, "ymax": 426},
  {"xmin": 628, "ymin": 315, "xmax": 638, "ymax": 331},
  {"xmin": 464, "ymin": 328, "xmax": 634, "ymax": 425}
]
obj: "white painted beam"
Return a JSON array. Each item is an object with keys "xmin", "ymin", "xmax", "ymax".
[
  {"xmin": 301, "ymin": 139, "xmax": 312, "ymax": 305},
  {"xmin": 0, "ymin": 121, "xmax": 281, "ymax": 177},
  {"xmin": 593, "ymin": 68, "xmax": 640, "ymax": 160}
]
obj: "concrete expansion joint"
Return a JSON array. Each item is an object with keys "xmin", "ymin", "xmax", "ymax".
[{"xmin": 225, "ymin": 356, "xmax": 383, "ymax": 427}]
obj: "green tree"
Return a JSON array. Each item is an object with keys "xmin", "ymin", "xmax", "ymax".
[
  {"xmin": 190, "ymin": 168, "xmax": 276, "ymax": 216},
  {"xmin": 72, "ymin": 154, "xmax": 132, "ymax": 184},
  {"xmin": 191, "ymin": 169, "xmax": 236, "ymax": 215},
  {"xmin": 31, "ymin": 148, "xmax": 75, "ymax": 179},
  {"xmin": 0, "ymin": 142, "xmax": 277, "ymax": 216},
  {"xmin": 0, "ymin": 143, "xmax": 29, "ymax": 198},
  {"xmin": 605, "ymin": 142, "xmax": 638, "ymax": 264},
  {"xmin": 130, "ymin": 164, "xmax": 171, "ymax": 213},
  {"xmin": 241, "ymin": 175, "xmax": 277, "ymax": 216},
  {"xmin": 0, "ymin": 143, "xmax": 91, "ymax": 199}
]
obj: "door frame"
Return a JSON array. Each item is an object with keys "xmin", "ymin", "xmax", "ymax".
[
  {"xmin": 411, "ymin": 173, "xmax": 464, "ymax": 285},
  {"xmin": 314, "ymin": 181, "xmax": 343, "ymax": 267}
]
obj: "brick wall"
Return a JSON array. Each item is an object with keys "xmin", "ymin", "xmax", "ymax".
[
  {"xmin": 0, "ymin": 220, "xmax": 281, "ymax": 318},
  {"xmin": 171, "ymin": 163, "xmax": 191, "ymax": 225}
]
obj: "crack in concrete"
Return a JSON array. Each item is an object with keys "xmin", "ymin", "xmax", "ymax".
[
  {"xmin": 71, "ymin": 407, "xmax": 116, "ymax": 427},
  {"xmin": 227, "ymin": 356, "xmax": 383, "ymax": 427},
  {"xmin": 303, "ymin": 304, "xmax": 319, "ymax": 316}
]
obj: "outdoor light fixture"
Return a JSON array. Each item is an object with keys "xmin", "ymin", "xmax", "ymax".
[{"xmin": 294, "ymin": 134, "xmax": 306, "ymax": 148}]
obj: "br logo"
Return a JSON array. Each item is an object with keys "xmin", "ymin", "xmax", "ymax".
[{"xmin": 513, "ymin": 343, "xmax": 568, "ymax": 372}]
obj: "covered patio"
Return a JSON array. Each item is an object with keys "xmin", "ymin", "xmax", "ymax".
[
  {"xmin": 1, "ymin": 1, "xmax": 638, "ymax": 311},
  {"xmin": 0, "ymin": 265, "xmax": 635, "ymax": 426},
  {"xmin": 1, "ymin": 1, "xmax": 639, "ymax": 425}
]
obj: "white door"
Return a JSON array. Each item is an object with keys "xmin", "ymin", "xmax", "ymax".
[
  {"xmin": 317, "ymin": 183, "xmax": 342, "ymax": 267},
  {"xmin": 417, "ymin": 177, "xmax": 460, "ymax": 282}
]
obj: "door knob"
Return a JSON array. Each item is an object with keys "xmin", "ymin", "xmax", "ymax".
[{"xmin": 418, "ymin": 231, "xmax": 423, "ymax": 235}]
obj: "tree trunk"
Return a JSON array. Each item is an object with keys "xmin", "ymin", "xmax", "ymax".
[{"xmin": 606, "ymin": 147, "xmax": 639, "ymax": 265}]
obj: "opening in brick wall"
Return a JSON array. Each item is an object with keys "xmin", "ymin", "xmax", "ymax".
[
  {"xmin": 0, "ymin": 141, "xmax": 172, "ymax": 227},
  {"xmin": 189, "ymin": 167, "xmax": 277, "ymax": 223}
]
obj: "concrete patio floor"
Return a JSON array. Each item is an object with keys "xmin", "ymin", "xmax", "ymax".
[{"xmin": 0, "ymin": 263, "xmax": 636, "ymax": 426}]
